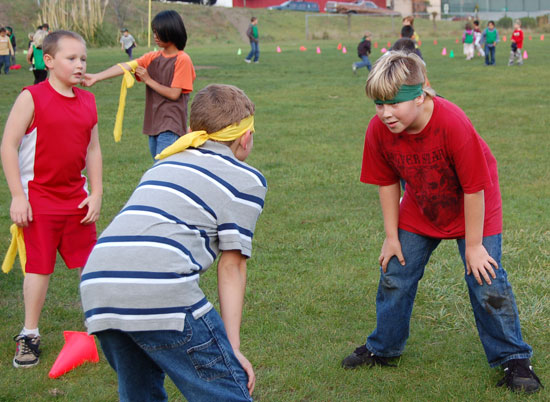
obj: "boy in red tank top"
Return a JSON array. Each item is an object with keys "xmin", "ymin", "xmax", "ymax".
[{"xmin": 1, "ymin": 30, "xmax": 102, "ymax": 368}]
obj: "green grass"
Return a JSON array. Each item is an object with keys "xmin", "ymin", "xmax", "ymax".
[{"xmin": 1, "ymin": 32, "xmax": 550, "ymax": 401}]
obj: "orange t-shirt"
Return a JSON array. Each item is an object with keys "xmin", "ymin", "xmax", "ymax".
[{"xmin": 137, "ymin": 50, "xmax": 196, "ymax": 136}]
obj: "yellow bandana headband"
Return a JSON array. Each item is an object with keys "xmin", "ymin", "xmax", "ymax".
[
  {"xmin": 114, "ymin": 60, "xmax": 139, "ymax": 142},
  {"xmin": 2, "ymin": 224, "xmax": 26, "ymax": 276},
  {"xmin": 155, "ymin": 115, "xmax": 255, "ymax": 160}
]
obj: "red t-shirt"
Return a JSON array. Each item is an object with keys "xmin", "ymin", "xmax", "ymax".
[
  {"xmin": 19, "ymin": 80, "xmax": 98, "ymax": 215},
  {"xmin": 512, "ymin": 29, "xmax": 524, "ymax": 49},
  {"xmin": 360, "ymin": 96, "xmax": 502, "ymax": 239}
]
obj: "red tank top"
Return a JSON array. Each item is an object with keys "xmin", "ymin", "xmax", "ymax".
[{"xmin": 19, "ymin": 80, "xmax": 98, "ymax": 215}]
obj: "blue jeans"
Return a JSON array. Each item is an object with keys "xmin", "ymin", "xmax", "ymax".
[
  {"xmin": 148, "ymin": 131, "xmax": 179, "ymax": 159},
  {"xmin": 0, "ymin": 54, "xmax": 10, "ymax": 74},
  {"xmin": 246, "ymin": 41, "xmax": 259, "ymax": 62},
  {"xmin": 97, "ymin": 308, "xmax": 252, "ymax": 402},
  {"xmin": 485, "ymin": 44, "xmax": 496, "ymax": 65},
  {"xmin": 353, "ymin": 55, "xmax": 372, "ymax": 71},
  {"xmin": 366, "ymin": 229, "xmax": 532, "ymax": 367}
]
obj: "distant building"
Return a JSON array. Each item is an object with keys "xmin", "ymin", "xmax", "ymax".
[
  {"xmin": 393, "ymin": 0, "xmax": 441, "ymax": 19},
  {"xmin": 231, "ymin": 0, "xmax": 387, "ymax": 12}
]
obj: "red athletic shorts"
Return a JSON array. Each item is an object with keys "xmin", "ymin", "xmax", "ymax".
[{"xmin": 23, "ymin": 214, "xmax": 97, "ymax": 275}]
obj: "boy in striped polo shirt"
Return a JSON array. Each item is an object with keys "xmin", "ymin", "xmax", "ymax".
[{"xmin": 80, "ymin": 84, "xmax": 267, "ymax": 402}]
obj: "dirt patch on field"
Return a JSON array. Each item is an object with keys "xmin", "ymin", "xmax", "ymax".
[
  {"xmin": 213, "ymin": 8, "xmax": 253, "ymax": 43},
  {"xmin": 195, "ymin": 65, "xmax": 219, "ymax": 70}
]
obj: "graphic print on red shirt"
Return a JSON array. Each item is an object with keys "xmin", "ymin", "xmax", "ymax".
[{"xmin": 361, "ymin": 96, "xmax": 502, "ymax": 239}]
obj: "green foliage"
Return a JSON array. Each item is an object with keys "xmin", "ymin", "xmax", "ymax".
[
  {"xmin": 497, "ymin": 16, "xmax": 513, "ymax": 28},
  {"xmin": 519, "ymin": 17, "xmax": 537, "ymax": 29},
  {"xmin": 1, "ymin": 25, "xmax": 550, "ymax": 402}
]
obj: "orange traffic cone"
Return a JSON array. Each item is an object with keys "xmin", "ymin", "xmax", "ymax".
[{"xmin": 49, "ymin": 331, "xmax": 99, "ymax": 379}]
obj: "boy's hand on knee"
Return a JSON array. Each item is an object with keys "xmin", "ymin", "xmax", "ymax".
[
  {"xmin": 10, "ymin": 196, "xmax": 33, "ymax": 227},
  {"xmin": 379, "ymin": 237, "xmax": 405, "ymax": 273},
  {"xmin": 465, "ymin": 244, "xmax": 498, "ymax": 285},
  {"xmin": 233, "ymin": 349, "xmax": 255, "ymax": 394}
]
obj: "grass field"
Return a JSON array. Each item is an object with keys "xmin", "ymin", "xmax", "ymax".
[{"xmin": 1, "ymin": 30, "xmax": 549, "ymax": 401}]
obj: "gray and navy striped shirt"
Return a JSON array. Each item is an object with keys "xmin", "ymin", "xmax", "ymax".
[{"xmin": 80, "ymin": 141, "xmax": 267, "ymax": 334}]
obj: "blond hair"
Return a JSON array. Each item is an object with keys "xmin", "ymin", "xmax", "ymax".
[
  {"xmin": 32, "ymin": 30, "xmax": 48, "ymax": 48},
  {"xmin": 190, "ymin": 84, "xmax": 255, "ymax": 134},
  {"xmin": 365, "ymin": 51, "xmax": 435, "ymax": 101}
]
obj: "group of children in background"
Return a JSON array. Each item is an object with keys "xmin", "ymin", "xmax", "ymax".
[
  {"xmin": 352, "ymin": 16, "xmax": 525, "ymax": 76},
  {"xmin": 463, "ymin": 19, "xmax": 524, "ymax": 66},
  {"xmin": 1, "ymin": 8, "xmax": 544, "ymax": 402}
]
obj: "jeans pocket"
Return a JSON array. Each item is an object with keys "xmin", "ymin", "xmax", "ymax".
[{"xmin": 187, "ymin": 337, "xmax": 231, "ymax": 382}]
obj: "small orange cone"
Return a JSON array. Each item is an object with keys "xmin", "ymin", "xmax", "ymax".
[
  {"xmin": 541, "ymin": 34, "xmax": 545, "ymax": 41},
  {"xmin": 433, "ymin": 39, "xmax": 438, "ymax": 45},
  {"xmin": 387, "ymin": 41, "xmax": 391, "ymax": 48},
  {"xmin": 374, "ymin": 42, "xmax": 378, "ymax": 48},
  {"xmin": 337, "ymin": 43, "xmax": 342, "ymax": 50},
  {"xmin": 502, "ymin": 35, "xmax": 507, "ymax": 42},
  {"xmin": 49, "ymin": 331, "xmax": 99, "ymax": 379}
]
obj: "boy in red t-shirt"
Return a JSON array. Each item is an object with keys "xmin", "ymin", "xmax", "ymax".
[
  {"xmin": 1, "ymin": 30, "xmax": 102, "ymax": 368},
  {"xmin": 509, "ymin": 19, "xmax": 524, "ymax": 66},
  {"xmin": 341, "ymin": 52, "xmax": 543, "ymax": 394}
]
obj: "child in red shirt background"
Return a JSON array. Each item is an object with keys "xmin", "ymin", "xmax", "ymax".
[{"xmin": 509, "ymin": 19, "xmax": 524, "ymax": 66}]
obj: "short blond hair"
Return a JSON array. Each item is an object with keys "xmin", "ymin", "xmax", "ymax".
[
  {"xmin": 190, "ymin": 84, "xmax": 255, "ymax": 134},
  {"xmin": 32, "ymin": 30, "xmax": 48, "ymax": 48},
  {"xmin": 365, "ymin": 51, "xmax": 435, "ymax": 101}
]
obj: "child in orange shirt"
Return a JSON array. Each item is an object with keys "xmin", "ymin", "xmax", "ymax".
[{"xmin": 84, "ymin": 10, "xmax": 196, "ymax": 158}]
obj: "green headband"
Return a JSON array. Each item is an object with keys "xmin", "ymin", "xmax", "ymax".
[{"xmin": 374, "ymin": 84, "xmax": 424, "ymax": 105}]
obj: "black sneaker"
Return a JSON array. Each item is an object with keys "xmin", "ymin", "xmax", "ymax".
[
  {"xmin": 497, "ymin": 358, "xmax": 543, "ymax": 394},
  {"xmin": 341, "ymin": 345, "xmax": 395, "ymax": 369},
  {"xmin": 13, "ymin": 334, "xmax": 41, "ymax": 368}
]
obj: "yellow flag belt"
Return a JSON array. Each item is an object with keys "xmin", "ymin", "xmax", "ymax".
[
  {"xmin": 2, "ymin": 224, "xmax": 26, "ymax": 276},
  {"xmin": 114, "ymin": 60, "xmax": 139, "ymax": 142},
  {"xmin": 155, "ymin": 115, "xmax": 254, "ymax": 160}
]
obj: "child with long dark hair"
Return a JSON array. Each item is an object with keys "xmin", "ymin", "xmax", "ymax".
[{"xmin": 84, "ymin": 10, "xmax": 196, "ymax": 158}]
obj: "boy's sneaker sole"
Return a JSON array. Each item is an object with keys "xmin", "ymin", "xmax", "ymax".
[{"xmin": 13, "ymin": 335, "xmax": 41, "ymax": 368}]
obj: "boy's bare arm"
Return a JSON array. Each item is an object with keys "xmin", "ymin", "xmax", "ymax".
[
  {"xmin": 378, "ymin": 183, "xmax": 405, "ymax": 272},
  {"xmin": 135, "ymin": 66, "xmax": 183, "ymax": 101},
  {"xmin": 464, "ymin": 190, "xmax": 498, "ymax": 285},
  {"xmin": 80, "ymin": 124, "xmax": 103, "ymax": 224},
  {"xmin": 218, "ymin": 250, "xmax": 256, "ymax": 394},
  {"xmin": 0, "ymin": 91, "xmax": 35, "ymax": 227}
]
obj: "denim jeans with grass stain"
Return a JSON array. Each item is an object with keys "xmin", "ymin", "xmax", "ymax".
[
  {"xmin": 97, "ymin": 308, "xmax": 252, "ymax": 402},
  {"xmin": 365, "ymin": 229, "xmax": 532, "ymax": 367}
]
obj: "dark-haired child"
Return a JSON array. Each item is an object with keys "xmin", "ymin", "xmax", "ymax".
[
  {"xmin": 473, "ymin": 20, "xmax": 485, "ymax": 58},
  {"xmin": 244, "ymin": 17, "xmax": 259, "ymax": 64},
  {"xmin": 352, "ymin": 31, "xmax": 372, "ymax": 74},
  {"xmin": 482, "ymin": 21, "xmax": 499, "ymax": 65},
  {"xmin": 84, "ymin": 10, "xmax": 196, "ymax": 158}
]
